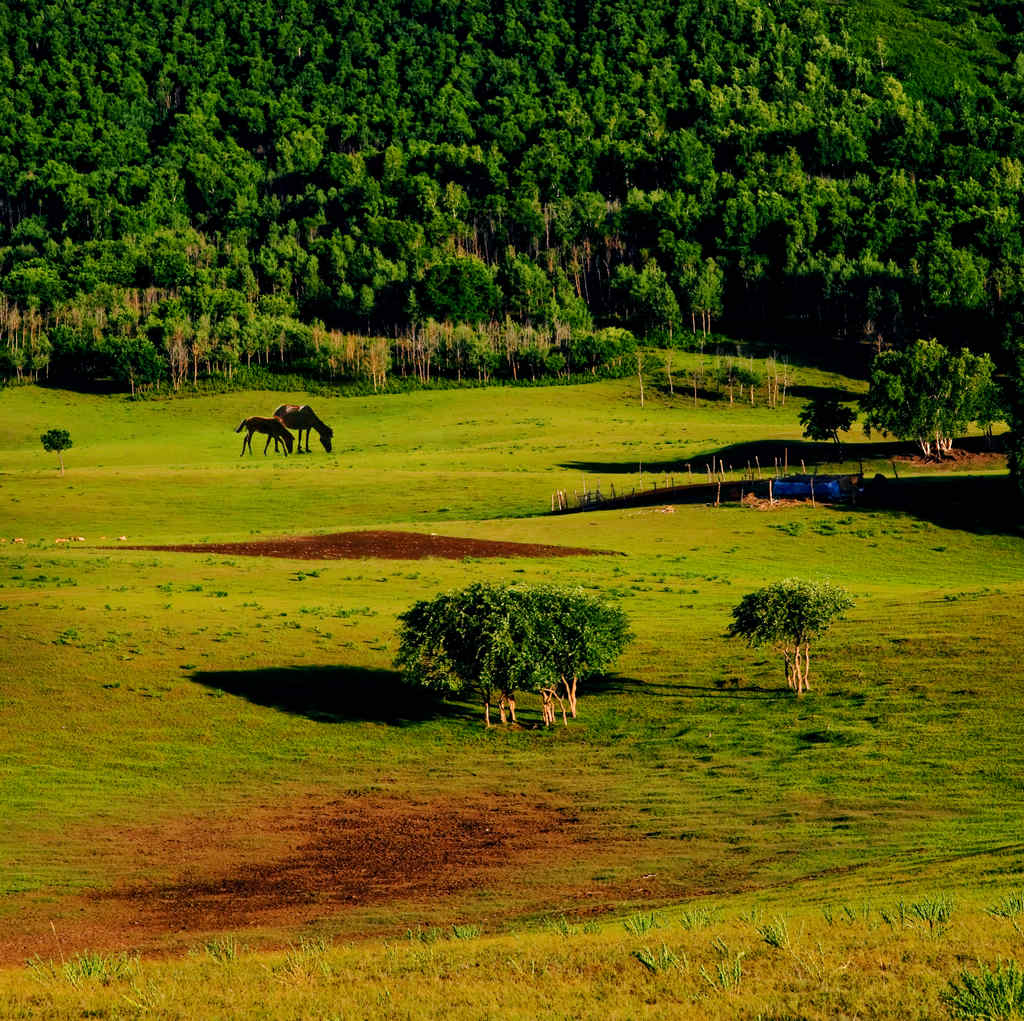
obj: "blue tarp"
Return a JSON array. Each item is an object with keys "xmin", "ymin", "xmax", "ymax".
[{"xmin": 773, "ymin": 478, "xmax": 843, "ymax": 500}]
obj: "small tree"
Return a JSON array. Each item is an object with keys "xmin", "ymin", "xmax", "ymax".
[
  {"xmin": 798, "ymin": 398, "xmax": 857, "ymax": 456},
  {"xmin": 395, "ymin": 582, "xmax": 631, "ymax": 725},
  {"xmin": 525, "ymin": 586, "xmax": 633, "ymax": 722},
  {"xmin": 40, "ymin": 428, "xmax": 72, "ymax": 476},
  {"xmin": 395, "ymin": 582, "xmax": 534, "ymax": 725},
  {"xmin": 728, "ymin": 579, "xmax": 854, "ymax": 695}
]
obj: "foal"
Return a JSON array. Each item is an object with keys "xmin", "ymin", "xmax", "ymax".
[{"xmin": 235, "ymin": 416, "xmax": 295, "ymax": 456}]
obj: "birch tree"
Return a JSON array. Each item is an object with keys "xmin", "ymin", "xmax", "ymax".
[{"xmin": 862, "ymin": 339, "xmax": 996, "ymax": 458}]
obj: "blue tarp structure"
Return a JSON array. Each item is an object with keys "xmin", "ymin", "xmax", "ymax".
[{"xmin": 773, "ymin": 477, "xmax": 844, "ymax": 501}]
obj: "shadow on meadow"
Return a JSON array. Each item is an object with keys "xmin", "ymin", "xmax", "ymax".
[
  {"xmin": 191, "ymin": 664, "xmax": 477, "ymax": 725},
  {"xmin": 563, "ymin": 438, "xmax": 914, "ymax": 476},
  {"xmin": 563, "ymin": 433, "xmax": 1008, "ymax": 478},
  {"xmin": 854, "ymin": 473, "xmax": 1022, "ymax": 536},
  {"xmin": 585, "ymin": 672, "xmax": 789, "ymax": 702}
]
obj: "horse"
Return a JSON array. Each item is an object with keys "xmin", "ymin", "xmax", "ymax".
[
  {"xmin": 235, "ymin": 416, "xmax": 294, "ymax": 456},
  {"xmin": 272, "ymin": 405, "xmax": 334, "ymax": 452}
]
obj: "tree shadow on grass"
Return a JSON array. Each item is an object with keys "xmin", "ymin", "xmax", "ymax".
[
  {"xmin": 857, "ymin": 473, "xmax": 1023, "ymax": 537},
  {"xmin": 191, "ymin": 665, "xmax": 477, "ymax": 726},
  {"xmin": 786, "ymin": 382, "xmax": 863, "ymax": 403},
  {"xmin": 585, "ymin": 673, "xmax": 789, "ymax": 701},
  {"xmin": 562, "ymin": 438, "xmax": 910, "ymax": 476},
  {"xmin": 562, "ymin": 435, "xmax": 1009, "ymax": 493}
]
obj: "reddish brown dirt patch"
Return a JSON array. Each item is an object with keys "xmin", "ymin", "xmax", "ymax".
[
  {"xmin": 0, "ymin": 794, "xmax": 610, "ymax": 964},
  {"xmin": 118, "ymin": 530, "xmax": 613, "ymax": 560},
  {"xmin": 893, "ymin": 449, "xmax": 1006, "ymax": 470}
]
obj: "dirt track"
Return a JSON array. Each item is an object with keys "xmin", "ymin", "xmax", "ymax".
[{"xmin": 118, "ymin": 530, "xmax": 615, "ymax": 560}]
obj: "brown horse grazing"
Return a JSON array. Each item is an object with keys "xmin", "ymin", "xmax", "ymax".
[
  {"xmin": 235, "ymin": 416, "xmax": 295, "ymax": 456},
  {"xmin": 272, "ymin": 405, "xmax": 334, "ymax": 452}
]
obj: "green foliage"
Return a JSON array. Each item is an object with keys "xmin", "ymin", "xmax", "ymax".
[
  {"xmin": 678, "ymin": 905, "xmax": 720, "ymax": 931},
  {"xmin": 862, "ymin": 340, "xmax": 998, "ymax": 458},
  {"xmin": 989, "ymin": 890, "xmax": 1024, "ymax": 924},
  {"xmin": 394, "ymin": 582, "xmax": 537, "ymax": 718},
  {"xmin": 633, "ymin": 943, "xmax": 685, "ymax": 974},
  {"xmin": 522, "ymin": 584, "xmax": 633, "ymax": 713},
  {"xmin": 40, "ymin": 427, "xmax": 72, "ymax": 474},
  {"xmin": 27, "ymin": 951, "xmax": 138, "ymax": 988},
  {"xmin": 798, "ymin": 398, "xmax": 858, "ymax": 451},
  {"xmin": 201, "ymin": 936, "xmax": 241, "ymax": 964},
  {"xmin": 394, "ymin": 582, "xmax": 630, "ymax": 722},
  {"xmin": 624, "ymin": 912, "xmax": 664, "ymax": 937},
  {"xmin": 942, "ymin": 960, "xmax": 1024, "ymax": 1020},
  {"xmin": 911, "ymin": 894, "xmax": 954, "ymax": 937},
  {"xmin": 757, "ymin": 916, "xmax": 792, "ymax": 950},
  {"xmin": 2, "ymin": 0, "xmax": 1024, "ymax": 420},
  {"xmin": 40, "ymin": 428, "xmax": 72, "ymax": 454},
  {"xmin": 700, "ymin": 943, "xmax": 745, "ymax": 992},
  {"xmin": 728, "ymin": 579, "xmax": 854, "ymax": 694}
]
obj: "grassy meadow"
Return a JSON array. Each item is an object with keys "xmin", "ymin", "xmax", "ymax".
[{"xmin": 1, "ymin": 353, "xmax": 1023, "ymax": 1018}]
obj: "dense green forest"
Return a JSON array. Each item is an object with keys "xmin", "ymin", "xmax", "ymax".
[{"xmin": 2, "ymin": 0, "xmax": 1024, "ymax": 471}]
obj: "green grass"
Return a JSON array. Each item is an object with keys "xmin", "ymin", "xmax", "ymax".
[{"xmin": 0, "ymin": 365, "xmax": 1022, "ymax": 1015}]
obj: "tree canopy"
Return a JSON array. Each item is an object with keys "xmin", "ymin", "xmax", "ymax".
[
  {"xmin": 798, "ymin": 398, "xmax": 858, "ymax": 454},
  {"xmin": 729, "ymin": 579, "xmax": 854, "ymax": 695},
  {"xmin": 861, "ymin": 339, "xmax": 999, "ymax": 458},
  {"xmin": 394, "ymin": 582, "xmax": 631, "ymax": 725},
  {"xmin": 0, "ymin": 2, "xmax": 1023, "ymax": 389},
  {"xmin": 40, "ymin": 427, "xmax": 72, "ymax": 475}
]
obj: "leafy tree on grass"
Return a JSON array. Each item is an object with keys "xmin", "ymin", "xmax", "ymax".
[
  {"xmin": 862, "ymin": 339, "xmax": 997, "ymax": 459},
  {"xmin": 395, "ymin": 582, "xmax": 536, "ymax": 726},
  {"xmin": 40, "ymin": 428, "xmax": 72, "ymax": 476},
  {"xmin": 395, "ymin": 582, "xmax": 631, "ymax": 725},
  {"xmin": 728, "ymin": 579, "xmax": 854, "ymax": 695},
  {"xmin": 798, "ymin": 397, "xmax": 858, "ymax": 455},
  {"xmin": 525, "ymin": 585, "xmax": 632, "ymax": 722}
]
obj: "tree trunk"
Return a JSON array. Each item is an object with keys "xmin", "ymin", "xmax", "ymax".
[
  {"xmin": 561, "ymin": 675, "xmax": 579, "ymax": 718},
  {"xmin": 791, "ymin": 645, "xmax": 804, "ymax": 695}
]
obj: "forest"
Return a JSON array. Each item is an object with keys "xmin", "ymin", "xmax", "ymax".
[{"xmin": 1, "ymin": 0, "xmax": 1023, "ymax": 482}]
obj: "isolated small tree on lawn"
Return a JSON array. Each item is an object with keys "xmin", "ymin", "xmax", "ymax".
[
  {"xmin": 395, "ymin": 582, "xmax": 538, "ymax": 725},
  {"xmin": 395, "ymin": 582, "xmax": 632, "ymax": 725},
  {"xmin": 728, "ymin": 579, "xmax": 854, "ymax": 695},
  {"xmin": 526, "ymin": 585, "xmax": 632, "ymax": 722},
  {"xmin": 40, "ymin": 428, "xmax": 72, "ymax": 476},
  {"xmin": 798, "ymin": 398, "xmax": 857, "ymax": 456}
]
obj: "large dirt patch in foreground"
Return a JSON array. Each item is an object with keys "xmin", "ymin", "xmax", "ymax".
[
  {"xmin": 119, "ymin": 530, "xmax": 614, "ymax": 560},
  {"xmin": 1, "ymin": 794, "xmax": 638, "ymax": 964}
]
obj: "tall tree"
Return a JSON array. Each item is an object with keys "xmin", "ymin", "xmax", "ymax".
[{"xmin": 862, "ymin": 340, "xmax": 997, "ymax": 458}]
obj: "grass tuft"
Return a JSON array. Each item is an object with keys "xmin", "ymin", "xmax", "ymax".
[
  {"xmin": 623, "ymin": 912, "xmax": 663, "ymax": 937},
  {"xmin": 633, "ymin": 943, "xmax": 686, "ymax": 974},
  {"xmin": 942, "ymin": 960, "xmax": 1024, "ymax": 1019}
]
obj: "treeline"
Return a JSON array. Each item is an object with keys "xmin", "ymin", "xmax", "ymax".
[
  {"xmin": 2, "ymin": 0, "xmax": 1024, "ymax": 451},
  {"xmin": 0, "ymin": 282, "xmax": 639, "ymax": 392}
]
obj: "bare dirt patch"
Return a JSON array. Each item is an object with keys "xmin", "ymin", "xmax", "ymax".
[
  {"xmin": 0, "ymin": 794, "xmax": 610, "ymax": 964},
  {"xmin": 892, "ymin": 448, "xmax": 1006, "ymax": 471},
  {"xmin": 117, "ymin": 530, "xmax": 614, "ymax": 560}
]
